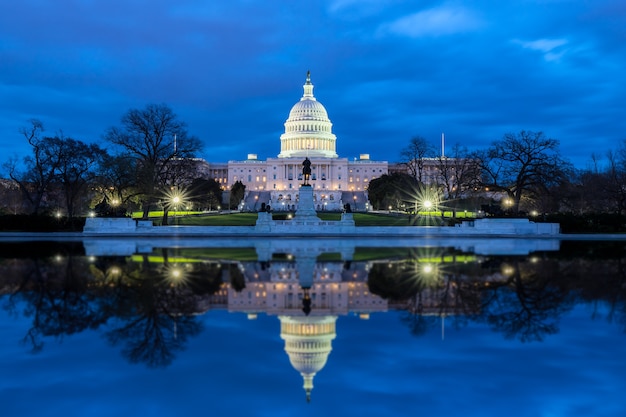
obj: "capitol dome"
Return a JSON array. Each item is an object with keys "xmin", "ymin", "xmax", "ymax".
[{"xmin": 278, "ymin": 72, "xmax": 338, "ymax": 159}]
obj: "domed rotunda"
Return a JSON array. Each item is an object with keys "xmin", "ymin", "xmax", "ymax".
[
  {"xmin": 224, "ymin": 71, "xmax": 388, "ymax": 212},
  {"xmin": 278, "ymin": 71, "xmax": 338, "ymax": 159}
]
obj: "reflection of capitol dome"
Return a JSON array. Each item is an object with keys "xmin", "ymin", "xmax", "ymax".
[
  {"xmin": 279, "ymin": 315, "xmax": 337, "ymax": 402},
  {"xmin": 278, "ymin": 71, "xmax": 338, "ymax": 159}
]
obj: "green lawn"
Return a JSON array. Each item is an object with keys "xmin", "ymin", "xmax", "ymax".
[
  {"xmin": 134, "ymin": 210, "xmax": 473, "ymax": 227},
  {"xmin": 177, "ymin": 213, "xmax": 259, "ymax": 226}
]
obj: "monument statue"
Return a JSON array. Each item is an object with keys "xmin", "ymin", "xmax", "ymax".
[{"xmin": 302, "ymin": 157, "xmax": 312, "ymax": 186}]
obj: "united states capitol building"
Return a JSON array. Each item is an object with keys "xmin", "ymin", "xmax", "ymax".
[{"xmin": 200, "ymin": 72, "xmax": 388, "ymax": 211}]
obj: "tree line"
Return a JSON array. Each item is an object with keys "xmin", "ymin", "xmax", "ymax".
[
  {"xmin": 1, "ymin": 104, "xmax": 246, "ymax": 225},
  {"xmin": 368, "ymin": 130, "xmax": 626, "ymax": 222},
  {"xmin": 3, "ymin": 103, "xmax": 626, "ymax": 226}
]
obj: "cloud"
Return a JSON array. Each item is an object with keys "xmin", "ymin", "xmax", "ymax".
[
  {"xmin": 381, "ymin": 4, "xmax": 483, "ymax": 37},
  {"xmin": 513, "ymin": 38, "xmax": 569, "ymax": 61}
]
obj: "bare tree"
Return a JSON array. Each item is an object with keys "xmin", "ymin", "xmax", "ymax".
[
  {"xmin": 4, "ymin": 120, "xmax": 62, "ymax": 214},
  {"xmin": 105, "ymin": 104, "xmax": 202, "ymax": 220},
  {"xmin": 56, "ymin": 137, "xmax": 107, "ymax": 219},
  {"xmin": 92, "ymin": 154, "xmax": 139, "ymax": 213},
  {"xmin": 399, "ymin": 136, "xmax": 435, "ymax": 183},
  {"xmin": 435, "ymin": 143, "xmax": 481, "ymax": 201},
  {"xmin": 602, "ymin": 149, "xmax": 626, "ymax": 214},
  {"xmin": 477, "ymin": 130, "xmax": 570, "ymax": 214}
]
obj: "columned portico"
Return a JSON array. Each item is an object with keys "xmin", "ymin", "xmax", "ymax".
[{"xmin": 226, "ymin": 72, "xmax": 388, "ymax": 211}]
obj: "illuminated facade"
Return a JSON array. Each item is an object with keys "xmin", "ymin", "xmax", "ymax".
[{"xmin": 225, "ymin": 72, "xmax": 388, "ymax": 211}]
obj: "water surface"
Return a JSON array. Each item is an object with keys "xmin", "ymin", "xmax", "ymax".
[{"xmin": 1, "ymin": 238, "xmax": 624, "ymax": 416}]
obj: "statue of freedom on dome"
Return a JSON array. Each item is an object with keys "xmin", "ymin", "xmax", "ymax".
[{"xmin": 302, "ymin": 157, "xmax": 312, "ymax": 186}]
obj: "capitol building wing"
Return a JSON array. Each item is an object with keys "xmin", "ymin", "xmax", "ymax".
[{"xmin": 223, "ymin": 72, "xmax": 388, "ymax": 212}]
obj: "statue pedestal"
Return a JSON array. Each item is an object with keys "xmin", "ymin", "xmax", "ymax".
[
  {"xmin": 295, "ymin": 185, "xmax": 320, "ymax": 220},
  {"xmin": 255, "ymin": 211, "xmax": 273, "ymax": 232}
]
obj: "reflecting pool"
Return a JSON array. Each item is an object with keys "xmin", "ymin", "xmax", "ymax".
[{"xmin": 1, "ymin": 238, "xmax": 625, "ymax": 417}]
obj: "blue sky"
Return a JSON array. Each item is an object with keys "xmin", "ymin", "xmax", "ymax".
[{"xmin": 1, "ymin": 0, "xmax": 625, "ymax": 170}]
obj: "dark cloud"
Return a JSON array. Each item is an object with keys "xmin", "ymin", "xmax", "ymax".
[{"xmin": 1, "ymin": 0, "xmax": 625, "ymax": 171}]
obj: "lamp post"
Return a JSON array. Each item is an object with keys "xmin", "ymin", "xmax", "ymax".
[
  {"xmin": 172, "ymin": 196, "xmax": 181, "ymax": 225},
  {"xmin": 423, "ymin": 200, "xmax": 432, "ymax": 211}
]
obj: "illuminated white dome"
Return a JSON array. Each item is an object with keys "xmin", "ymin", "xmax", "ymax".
[
  {"xmin": 278, "ymin": 72, "xmax": 338, "ymax": 159},
  {"xmin": 279, "ymin": 315, "xmax": 337, "ymax": 402}
]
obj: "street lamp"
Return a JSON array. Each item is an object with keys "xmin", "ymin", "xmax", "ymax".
[{"xmin": 172, "ymin": 196, "xmax": 181, "ymax": 225}]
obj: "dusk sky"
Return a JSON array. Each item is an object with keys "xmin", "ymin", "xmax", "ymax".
[{"xmin": 1, "ymin": 0, "xmax": 625, "ymax": 170}]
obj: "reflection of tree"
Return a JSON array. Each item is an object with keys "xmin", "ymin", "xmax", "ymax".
[
  {"xmin": 368, "ymin": 253, "xmax": 578, "ymax": 342},
  {"xmin": 8, "ymin": 247, "xmax": 110, "ymax": 353},
  {"xmin": 368, "ymin": 254, "xmax": 482, "ymax": 336},
  {"xmin": 478, "ymin": 258, "xmax": 573, "ymax": 342},
  {"xmin": 228, "ymin": 263, "xmax": 246, "ymax": 292},
  {"xmin": 401, "ymin": 312, "xmax": 436, "ymax": 337},
  {"xmin": 4, "ymin": 248, "xmax": 222, "ymax": 366},
  {"xmin": 107, "ymin": 311, "xmax": 200, "ymax": 368},
  {"xmin": 101, "ymin": 254, "xmax": 211, "ymax": 367},
  {"xmin": 557, "ymin": 242, "xmax": 626, "ymax": 333}
]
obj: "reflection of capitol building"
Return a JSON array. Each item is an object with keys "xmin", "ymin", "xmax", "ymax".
[
  {"xmin": 203, "ymin": 72, "xmax": 388, "ymax": 212},
  {"xmin": 229, "ymin": 260, "xmax": 384, "ymax": 316},
  {"xmin": 279, "ymin": 316, "xmax": 336, "ymax": 402},
  {"xmin": 225, "ymin": 256, "xmax": 387, "ymax": 401}
]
